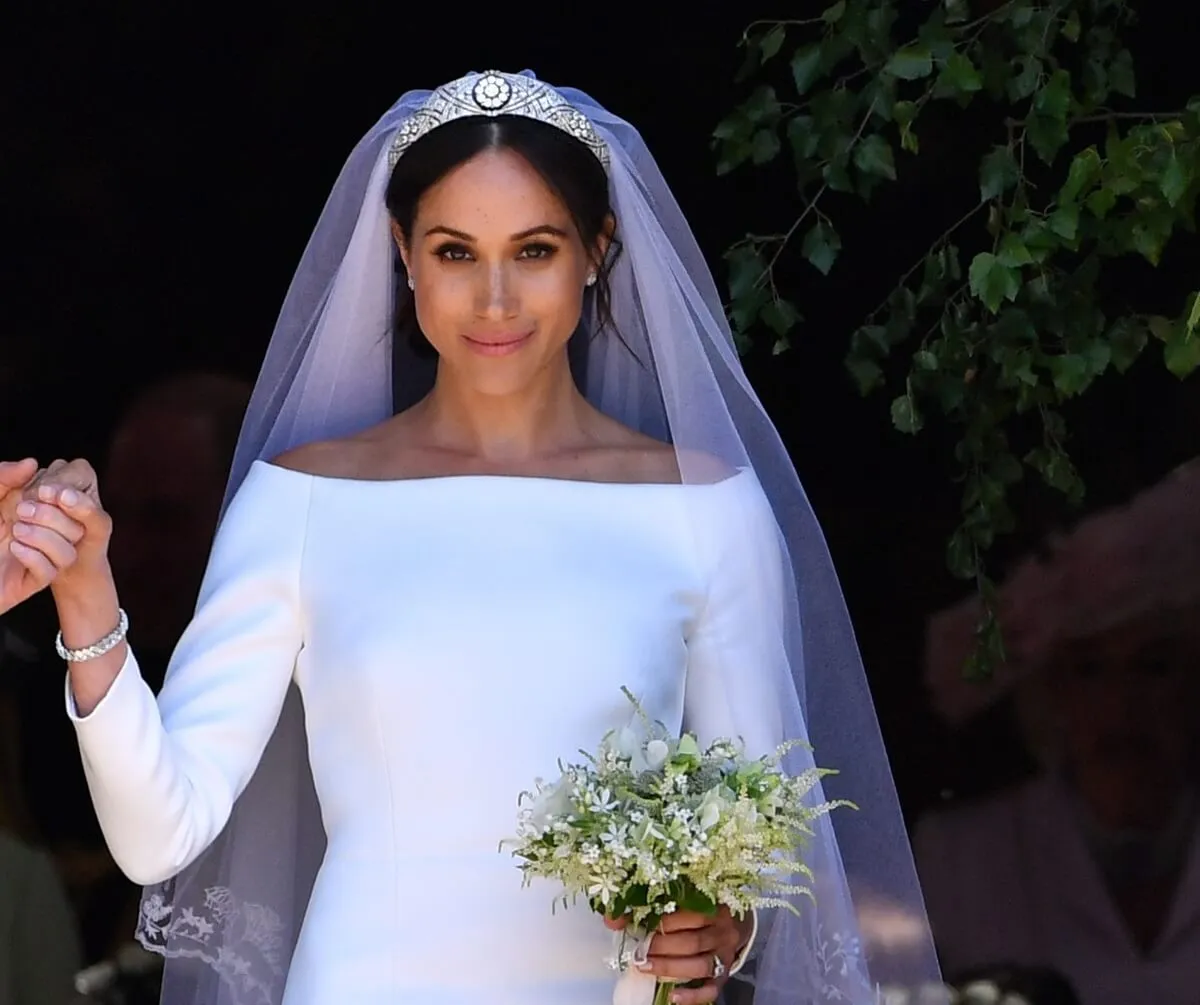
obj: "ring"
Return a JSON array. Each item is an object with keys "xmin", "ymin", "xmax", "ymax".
[{"xmin": 712, "ymin": 954, "xmax": 727, "ymax": 980}]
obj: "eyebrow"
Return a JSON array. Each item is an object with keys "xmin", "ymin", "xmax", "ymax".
[{"xmin": 423, "ymin": 224, "xmax": 571, "ymax": 241}]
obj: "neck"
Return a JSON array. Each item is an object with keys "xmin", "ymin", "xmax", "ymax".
[{"xmin": 417, "ymin": 359, "xmax": 589, "ymax": 463}]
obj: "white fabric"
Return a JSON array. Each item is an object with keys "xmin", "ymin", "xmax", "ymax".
[
  {"xmin": 113, "ymin": 70, "xmax": 939, "ymax": 1005},
  {"xmin": 70, "ymin": 460, "xmax": 782, "ymax": 1005},
  {"xmin": 914, "ymin": 775, "xmax": 1200, "ymax": 1005}
]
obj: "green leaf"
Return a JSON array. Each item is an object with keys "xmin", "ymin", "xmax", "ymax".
[
  {"xmin": 1049, "ymin": 353, "xmax": 1093, "ymax": 395},
  {"xmin": 1186, "ymin": 291, "xmax": 1200, "ymax": 336},
  {"xmin": 751, "ymin": 129, "xmax": 781, "ymax": 164},
  {"xmin": 853, "ymin": 325, "xmax": 892, "ymax": 357},
  {"xmin": 822, "ymin": 0, "xmax": 846, "ymax": 23},
  {"xmin": 1161, "ymin": 151, "xmax": 1190, "ymax": 207},
  {"xmin": 1083, "ymin": 340, "xmax": 1112, "ymax": 377},
  {"xmin": 846, "ymin": 356, "xmax": 885, "ymax": 395},
  {"xmin": 1028, "ymin": 112, "xmax": 1070, "ymax": 164},
  {"xmin": 801, "ymin": 221, "xmax": 842, "ymax": 275},
  {"xmin": 1034, "ymin": 69, "xmax": 1073, "ymax": 121},
  {"xmin": 1109, "ymin": 48, "xmax": 1136, "ymax": 98},
  {"xmin": 914, "ymin": 349, "xmax": 939, "ymax": 370},
  {"xmin": 891, "ymin": 393, "xmax": 924, "ymax": 434},
  {"xmin": 1025, "ymin": 446, "xmax": 1082, "ymax": 498},
  {"xmin": 725, "ymin": 244, "xmax": 765, "ymax": 301},
  {"xmin": 1008, "ymin": 56, "xmax": 1042, "ymax": 101},
  {"xmin": 980, "ymin": 145, "xmax": 1019, "ymax": 201},
  {"xmin": 1049, "ymin": 203, "xmax": 1080, "ymax": 241},
  {"xmin": 1063, "ymin": 11, "xmax": 1081, "ymax": 42},
  {"xmin": 969, "ymin": 252, "xmax": 1021, "ymax": 313},
  {"xmin": 676, "ymin": 882, "xmax": 718, "ymax": 916},
  {"xmin": 791, "ymin": 45, "xmax": 824, "ymax": 96},
  {"xmin": 996, "ymin": 233, "xmax": 1034, "ymax": 267},
  {"xmin": 853, "ymin": 134, "xmax": 897, "ymax": 180},
  {"xmin": 937, "ymin": 52, "xmax": 983, "ymax": 97},
  {"xmin": 1164, "ymin": 326, "xmax": 1200, "ymax": 378},
  {"xmin": 761, "ymin": 297, "xmax": 801, "ymax": 336},
  {"xmin": 1085, "ymin": 186, "xmax": 1117, "ymax": 218},
  {"xmin": 893, "ymin": 100, "xmax": 917, "ymax": 127},
  {"xmin": 1061, "ymin": 147, "xmax": 1103, "ymax": 202},
  {"xmin": 759, "ymin": 24, "xmax": 786, "ymax": 62},
  {"xmin": 744, "ymin": 85, "xmax": 781, "ymax": 123},
  {"xmin": 887, "ymin": 46, "xmax": 933, "ymax": 81},
  {"xmin": 822, "ymin": 158, "xmax": 855, "ymax": 192},
  {"xmin": 945, "ymin": 530, "xmax": 975, "ymax": 581},
  {"xmin": 786, "ymin": 115, "xmax": 820, "ymax": 161},
  {"xmin": 1108, "ymin": 317, "xmax": 1148, "ymax": 372}
]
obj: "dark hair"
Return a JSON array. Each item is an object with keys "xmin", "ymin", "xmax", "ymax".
[{"xmin": 384, "ymin": 115, "xmax": 621, "ymax": 364}]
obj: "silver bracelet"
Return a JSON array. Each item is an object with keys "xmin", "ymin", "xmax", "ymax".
[{"xmin": 56, "ymin": 609, "xmax": 129, "ymax": 663}]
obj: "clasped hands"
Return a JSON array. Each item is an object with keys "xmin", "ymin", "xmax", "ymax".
[{"xmin": 0, "ymin": 458, "xmax": 111, "ymax": 615}]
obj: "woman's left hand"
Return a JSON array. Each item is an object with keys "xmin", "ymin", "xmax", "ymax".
[{"xmin": 604, "ymin": 906, "xmax": 751, "ymax": 1004}]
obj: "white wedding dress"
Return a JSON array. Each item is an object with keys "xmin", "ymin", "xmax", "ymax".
[{"xmin": 68, "ymin": 460, "xmax": 783, "ymax": 1005}]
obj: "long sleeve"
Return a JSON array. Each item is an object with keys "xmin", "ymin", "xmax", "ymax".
[
  {"xmin": 67, "ymin": 463, "xmax": 312, "ymax": 885},
  {"xmin": 681, "ymin": 472, "xmax": 790, "ymax": 972},
  {"xmin": 682, "ymin": 472, "xmax": 789, "ymax": 761}
]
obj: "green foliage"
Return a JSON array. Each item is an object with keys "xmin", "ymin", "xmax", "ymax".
[{"xmin": 716, "ymin": 0, "xmax": 1200, "ymax": 670}]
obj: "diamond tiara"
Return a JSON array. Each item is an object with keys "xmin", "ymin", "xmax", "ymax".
[{"xmin": 387, "ymin": 71, "xmax": 610, "ymax": 170}]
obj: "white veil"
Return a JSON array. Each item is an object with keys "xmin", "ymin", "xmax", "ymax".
[{"xmin": 134, "ymin": 71, "xmax": 940, "ymax": 1004}]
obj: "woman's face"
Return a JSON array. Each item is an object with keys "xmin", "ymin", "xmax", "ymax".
[
  {"xmin": 1051, "ymin": 626, "xmax": 1197, "ymax": 827},
  {"xmin": 396, "ymin": 147, "xmax": 601, "ymax": 397}
]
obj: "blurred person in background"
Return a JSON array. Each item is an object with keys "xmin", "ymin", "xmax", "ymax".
[
  {"xmin": 916, "ymin": 460, "xmax": 1200, "ymax": 1005},
  {"xmin": 0, "ymin": 658, "xmax": 82, "ymax": 1004}
]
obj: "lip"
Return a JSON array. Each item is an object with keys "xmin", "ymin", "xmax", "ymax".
[{"xmin": 461, "ymin": 330, "xmax": 534, "ymax": 356}]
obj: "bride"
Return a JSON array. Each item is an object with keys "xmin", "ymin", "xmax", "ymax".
[{"xmin": 14, "ymin": 71, "xmax": 938, "ymax": 1004}]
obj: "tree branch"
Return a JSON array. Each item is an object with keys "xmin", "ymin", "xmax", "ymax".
[
  {"xmin": 754, "ymin": 100, "xmax": 879, "ymax": 288},
  {"xmin": 863, "ymin": 201, "xmax": 990, "ymax": 324}
]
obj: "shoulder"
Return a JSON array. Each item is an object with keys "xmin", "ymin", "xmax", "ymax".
[{"xmin": 269, "ymin": 437, "xmax": 371, "ymax": 479}]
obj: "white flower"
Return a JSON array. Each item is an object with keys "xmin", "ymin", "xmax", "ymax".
[
  {"xmin": 527, "ymin": 779, "xmax": 572, "ymax": 830},
  {"xmin": 644, "ymin": 739, "xmax": 670, "ymax": 770},
  {"xmin": 697, "ymin": 788, "xmax": 726, "ymax": 832}
]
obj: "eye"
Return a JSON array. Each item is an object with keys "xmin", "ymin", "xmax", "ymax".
[
  {"xmin": 518, "ymin": 242, "xmax": 558, "ymax": 260},
  {"xmin": 433, "ymin": 242, "xmax": 472, "ymax": 262}
]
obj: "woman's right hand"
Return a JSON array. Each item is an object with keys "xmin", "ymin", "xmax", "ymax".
[
  {"xmin": 21, "ymin": 458, "xmax": 115, "ymax": 603},
  {"xmin": 21, "ymin": 460, "xmax": 127, "ymax": 716}
]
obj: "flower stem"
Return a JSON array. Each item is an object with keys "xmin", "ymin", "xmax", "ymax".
[{"xmin": 653, "ymin": 980, "xmax": 675, "ymax": 1005}]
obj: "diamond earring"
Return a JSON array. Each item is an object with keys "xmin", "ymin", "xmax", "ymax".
[
  {"xmin": 407, "ymin": 275, "xmax": 415, "ymax": 290},
  {"xmin": 585, "ymin": 272, "xmax": 597, "ymax": 287}
]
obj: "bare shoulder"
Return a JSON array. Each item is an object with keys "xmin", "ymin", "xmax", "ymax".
[
  {"xmin": 600, "ymin": 420, "xmax": 733, "ymax": 485},
  {"xmin": 269, "ymin": 434, "xmax": 377, "ymax": 479}
]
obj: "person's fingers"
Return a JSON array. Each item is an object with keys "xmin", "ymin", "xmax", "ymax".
[
  {"xmin": 29, "ymin": 459, "xmax": 99, "ymax": 502},
  {"xmin": 36, "ymin": 487, "xmax": 111, "ymax": 542},
  {"xmin": 664, "ymin": 980, "xmax": 721, "ymax": 1005},
  {"xmin": 0, "ymin": 459, "xmax": 38, "ymax": 490},
  {"xmin": 659, "ymin": 910, "xmax": 711, "ymax": 932},
  {"xmin": 640, "ymin": 951, "xmax": 718, "ymax": 982},
  {"xmin": 8, "ymin": 540, "xmax": 57, "ymax": 588},
  {"xmin": 603, "ymin": 915, "xmax": 629, "ymax": 931},
  {"xmin": 647, "ymin": 926, "xmax": 721, "ymax": 959},
  {"xmin": 15, "ymin": 501, "xmax": 86, "ymax": 545},
  {"xmin": 11, "ymin": 523, "xmax": 79, "ymax": 571}
]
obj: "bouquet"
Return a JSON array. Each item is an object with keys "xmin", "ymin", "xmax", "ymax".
[{"xmin": 505, "ymin": 688, "xmax": 852, "ymax": 1005}]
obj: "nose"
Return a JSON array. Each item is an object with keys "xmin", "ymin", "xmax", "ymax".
[{"xmin": 474, "ymin": 261, "xmax": 519, "ymax": 320}]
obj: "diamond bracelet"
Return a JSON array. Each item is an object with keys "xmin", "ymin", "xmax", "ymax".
[{"xmin": 55, "ymin": 608, "xmax": 129, "ymax": 663}]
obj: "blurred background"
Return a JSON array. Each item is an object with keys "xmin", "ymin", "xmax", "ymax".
[{"xmin": 1, "ymin": 3, "xmax": 1197, "ymax": 1004}]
